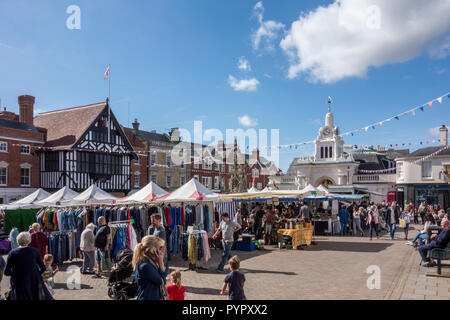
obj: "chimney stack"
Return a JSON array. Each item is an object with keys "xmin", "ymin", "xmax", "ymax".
[
  {"xmin": 439, "ymin": 125, "xmax": 448, "ymax": 146},
  {"xmin": 170, "ymin": 128, "xmax": 180, "ymax": 142},
  {"xmin": 132, "ymin": 118, "xmax": 140, "ymax": 135},
  {"xmin": 18, "ymin": 95, "xmax": 35, "ymax": 125}
]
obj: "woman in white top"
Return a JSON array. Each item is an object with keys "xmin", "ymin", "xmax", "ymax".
[
  {"xmin": 353, "ymin": 207, "xmax": 364, "ymax": 237},
  {"xmin": 407, "ymin": 213, "xmax": 436, "ymax": 247},
  {"xmin": 401, "ymin": 209, "xmax": 411, "ymax": 240}
]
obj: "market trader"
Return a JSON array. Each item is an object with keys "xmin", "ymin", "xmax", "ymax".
[{"xmin": 213, "ymin": 212, "xmax": 241, "ymax": 272}]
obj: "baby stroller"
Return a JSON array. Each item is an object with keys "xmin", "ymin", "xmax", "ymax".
[{"xmin": 107, "ymin": 248, "xmax": 138, "ymax": 300}]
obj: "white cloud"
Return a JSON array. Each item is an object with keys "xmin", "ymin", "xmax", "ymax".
[
  {"xmin": 237, "ymin": 57, "xmax": 251, "ymax": 71},
  {"xmin": 34, "ymin": 108, "xmax": 47, "ymax": 116},
  {"xmin": 252, "ymin": 1, "xmax": 285, "ymax": 51},
  {"xmin": 429, "ymin": 126, "xmax": 449, "ymax": 136},
  {"xmin": 228, "ymin": 75, "xmax": 260, "ymax": 91},
  {"xmin": 238, "ymin": 115, "xmax": 258, "ymax": 127},
  {"xmin": 280, "ymin": 0, "xmax": 450, "ymax": 83}
]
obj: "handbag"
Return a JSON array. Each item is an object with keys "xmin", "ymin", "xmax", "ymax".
[
  {"xmin": 159, "ymin": 283, "xmax": 169, "ymax": 300},
  {"xmin": 399, "ymin": 218, "xmax": 406, "ymax": 228}
]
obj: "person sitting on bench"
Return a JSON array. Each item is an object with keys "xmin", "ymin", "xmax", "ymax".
[{"xmin": 418, "ymin": 219, "xmax": 450, "ymax": 267}]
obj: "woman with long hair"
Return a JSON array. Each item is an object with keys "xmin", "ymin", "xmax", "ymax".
[
  {"xmin": 133, "ymin": 235, "xmax": 168, "ymax": 300},
  {"xmin": 407, "ymin": 213, "xmax": 436, "ymax": 247}
]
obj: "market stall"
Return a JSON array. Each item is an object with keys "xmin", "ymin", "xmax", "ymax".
[
  {"xmin": 155, "ymin": 178, "xmax": 218, "ymax": 270},
  {"xmin": 115, "ymin": 181, "xmax": 169, "ymax": 204},
  {"xmin": 35, "ymin": 186, "xmax": 80, "ymax": 207},
  {"xmin": 0, "ymin": 188, "xmax": 51, "ymax": 210},
  {"xmin": 61, "ymin": 184, "xmax": 117, "ymax": 206}
]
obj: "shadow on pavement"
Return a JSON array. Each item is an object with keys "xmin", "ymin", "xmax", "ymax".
[
  {"xmin": 309, "ymin": 241, "xmax": 393, "ymax": 253},
  {"xmin": 168, "ymin": 248, "xmax": 271, "ymax": 269},
  {"xmin": 53, "ymin": 282, "xmax": 93, "ymax": 290},
  {"xmin": 185, "ymin": 286, "xmax": 221, "ymax": 296},
  {"xmin": 239, "ymin": 268, "xmax": 297, "ymax": 276}
]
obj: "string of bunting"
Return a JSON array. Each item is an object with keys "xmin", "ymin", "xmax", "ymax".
[
  {"xmin": 358, "ymin": 145, "xmax": 450, "ymax": 174},
  {"xmin": 351, "ymin": 138, "xmax": 444, "ymax": 150},
  {"xmin": 258, "ymin": 91, "xmax": 450, "ymax": 150}
]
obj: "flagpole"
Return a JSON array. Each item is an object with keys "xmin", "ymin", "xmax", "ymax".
[{"xmin": 108, "ymin": 64, "xmax": 111, "ymax": 143}]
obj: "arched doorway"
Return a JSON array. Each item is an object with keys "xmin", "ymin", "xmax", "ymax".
[{"xmin": 315, "ymin": 177, "xmax": 335, "ymax": 188}]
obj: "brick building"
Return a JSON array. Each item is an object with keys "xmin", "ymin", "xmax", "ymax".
[
  {"xmin": 0, "ymin": 95, "xmax": 45, "ymax": 204},
  {"xmin": 122, "ymin": 121, "xmax": 149, "ymax": 191},
  {"xmin": 123, "ymin": 120, "xmax": 189, "ymax": 192}
]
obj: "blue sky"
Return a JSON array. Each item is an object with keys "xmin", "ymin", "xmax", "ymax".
[{"xmin": 0, "ymin": 0, "xmax": 449, "ymax": 171}]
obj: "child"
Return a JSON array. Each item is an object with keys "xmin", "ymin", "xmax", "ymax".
[
  {"xmin": 166, "ymin": 270, "xmax": 186, "ymax": 300},
  {"xmin": 220, "ymin": 255, "xmax": 246, "ymax": 300},
  {"xmin": 43, "ymin": 254, "xmax": 59, "ymax": 296}
]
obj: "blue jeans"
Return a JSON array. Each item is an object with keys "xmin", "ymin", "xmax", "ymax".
[
  {"xmin": 411, "ymin": 232, "xmax": 428, "ymax": 246},
  {"xmin": 389, "ymin": 224, "xmax": 396, "ymax": 240},
  {"xmin": 404, "ymin": 223, "xmax": 410, "ymax": 238},
  {"xmin": 340, "ymin": 222, "xmax": 348, "ymax": 236},
  {"xmin": 217, "ymin": 241, "xmax": 233, "ymax": 271},
  {"xmin": 419, "ymin": 241, "xmax": 439, "ymax": 263},
  {"xmin": 353, "ymin": 218, "xmax": 363, "ymax": 235},
  {"xmin": 369, "ymin": 222, "xmax": 379, "ymax": 239}
]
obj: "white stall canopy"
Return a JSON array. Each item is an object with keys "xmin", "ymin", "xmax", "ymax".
[
  {"xmin": 63, "ymin": 184, "xmax": 117, "ymax": 205},
  {"xmin": 116, "ymin": 182, "xmax": 169, "ymax": 204},
  {"xmin": 159, "ymin": 178, "xmax": 218, "ymax": 203},
  {"xmin": 1, "ymin": 188, "xmax": 51, "ymax": 210},
  {"xmin": 36, "ymin": 186, "xmax": 79, "ymax": 206}
]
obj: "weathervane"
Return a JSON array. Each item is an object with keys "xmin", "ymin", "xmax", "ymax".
[{"xmin": 327, "ymin": 96, "xmax": 333, "ymax": 112}]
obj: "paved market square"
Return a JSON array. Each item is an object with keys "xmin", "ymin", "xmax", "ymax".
[{"xmin": 2, "ymin": 225, "xmax": 448, "ymax": 300}]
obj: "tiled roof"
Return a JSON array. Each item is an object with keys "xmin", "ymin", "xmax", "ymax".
[
  {"xmin": 0, "ymin": 118, "xmax": 39, "ymax": 132},
  {"xmin": 402, "ymin": 146, "xmax": 450, "ymax": 158},
  {"xmin": 34, "ymin": 102, "xmax": 106, "ymax": 148}
]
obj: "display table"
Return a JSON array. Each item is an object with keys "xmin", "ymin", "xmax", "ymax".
[
  {"xmin": 277, "ymin": 226, "xmax": 314, "ymax": 249},
  {"xmin": 311, "ymin": 218, "xmax": 339, "ymax": 235}
]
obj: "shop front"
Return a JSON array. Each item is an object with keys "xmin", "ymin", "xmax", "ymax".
[
  {"xmin": 396, "ymin": 184, "xmax": 449, "ymax": 209},
  {"xmin": 414, "ymin": 184, "xmax": 449, "ymax": 209}
]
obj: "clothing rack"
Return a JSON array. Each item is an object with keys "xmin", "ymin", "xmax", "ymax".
[
  {"xmin": 180, "ymin": 230, "xmax": 210, "ymax": 271},
  {"xmin": 110, "ymin": 220, "xmax": 132, "ymax": 225}
]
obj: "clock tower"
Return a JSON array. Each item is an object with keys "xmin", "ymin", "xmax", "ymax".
[{"xmin": 314, "ymin": 105, "xmax": 344, "ymax": 161}]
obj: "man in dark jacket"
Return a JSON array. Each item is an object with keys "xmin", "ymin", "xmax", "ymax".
[
  {"xmin": 419, "ymin": 219, "xmax": 450, "ymax": 267},
  {"xmin": 385, "ymin": 202, "xmax": 400, "ymax": 240}
]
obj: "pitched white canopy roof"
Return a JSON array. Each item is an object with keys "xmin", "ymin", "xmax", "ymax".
[
  {"xmin": 116, "ymin": 182, "xmax": 169, "ymax": 204},
  {"xmin": 64, "ymin": 184, "xmax": 117, "ymax": 205},
  {"xmin": 247, "ymin": 187, "xmax": 259, "ymax": 193},
  {"xmin": 0, "ymin": 188, "xmax": 52, "ymax": 209},
  {"xmin": 299, "ymin": 184, "xmax": 323, "ymax": 196},
  {"xmin": 36, "ymin": 186, "xmax": 79, "ymax": 206},
  {"xmin": 160, "ymin": 178, "xmax": 218, "ymax": 202},
  {"xmin": 316, "ymin": 184, "xmax": 331, "ymax": 195}
]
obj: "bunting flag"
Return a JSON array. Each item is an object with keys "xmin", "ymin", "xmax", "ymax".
[
  {"xmin": 358, "ymin": 145, "xmax": 449, "ymax": 174},
  {"xmin": 260, "ymin": 90, "xmax": 450, "ymax": 150}
]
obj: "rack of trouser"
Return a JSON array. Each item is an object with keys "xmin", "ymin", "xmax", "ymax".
[
  {"xmin": 179, "ymin": 229, "xmax": 211, "ymax": 270},
  {"xmin": 47, "ymin": 230, "xmax": 78, "ymax": 265}
]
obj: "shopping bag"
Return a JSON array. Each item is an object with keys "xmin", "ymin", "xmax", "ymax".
[{"xmin": 399, "ymin": 219, "xmax": 406, "ymax": 228}]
